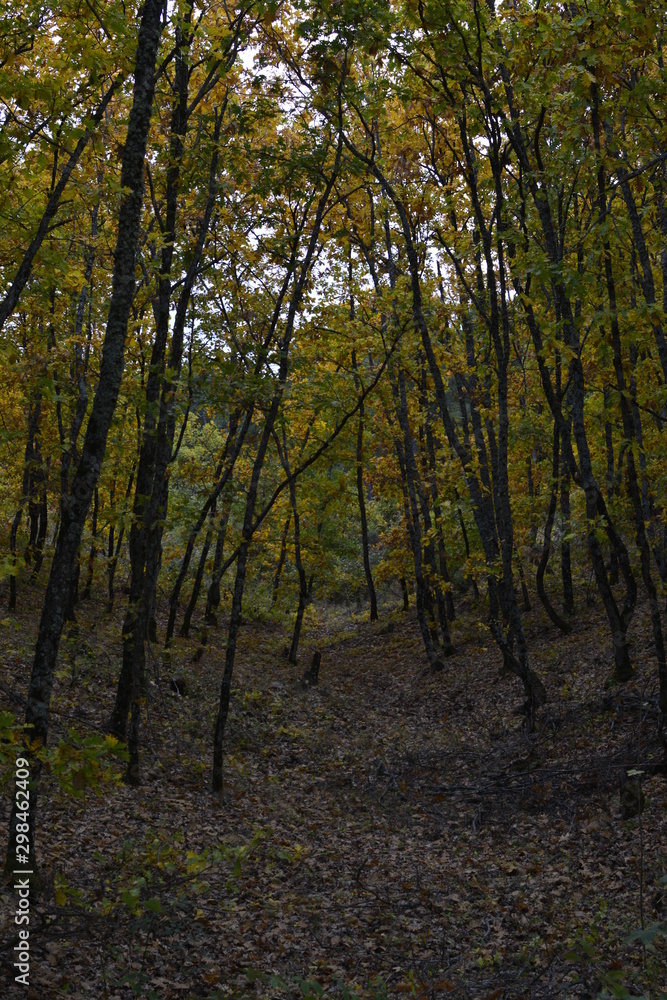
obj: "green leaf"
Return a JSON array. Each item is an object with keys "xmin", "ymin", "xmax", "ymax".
[{"xmin": 624, "ymin": 921, "xmax": 665, "ymax": 946}]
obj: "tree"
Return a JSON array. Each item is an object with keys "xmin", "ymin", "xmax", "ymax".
[{"xmin": 5, "ymin": 0, "xmax": 165, "ymax": 875}]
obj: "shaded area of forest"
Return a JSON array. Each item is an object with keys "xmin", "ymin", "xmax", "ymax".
[{"xmin": 1, "ymin": 586, "xmax": 665, "ymax": 999}]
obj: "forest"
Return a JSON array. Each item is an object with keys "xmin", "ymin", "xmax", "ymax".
[{"xmin": 0, "ymin": 0, "xmax": 666, "ymax": 997}]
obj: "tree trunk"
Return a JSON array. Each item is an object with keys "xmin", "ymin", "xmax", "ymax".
[
  {"xmin": 504, "ymin": 91, "xmax": 636, "ymax": 686},
  {"xmin": 81, "ymin": 488, "xmax": 99, "ymax": 600},
  {"xmin": 180, "ymin": 524, "xmax": 214, "ymax": 638},
  {"xmin": 352, "ymin": 351, "xmax": 378, "ymax": 622},
  {"xmin": 205, "ymin": 490, "xmax": 233, "ymax": 625},
  {"xmin": 107, "ymin": 469, "xmax": 134, "ymax": 613},
  {"xmin": 8, "ymin": 394, "xmax": 42, "ymax": 611},
  {"xmin": 536, "ymin": 424, "xmax": 572, "ymax": 634},
  {"xmin": 286, "ymin": 481, "xmax": 308, "ymax": 665},
  {"xmin": 559, "ymin": 452, "xmax": 575, "ymax": 616},
  {"xmin": 424, "ymin": 410, "xmax": 455, "ymax": 620},
  {"xmin": 270, "ymin": 513, "xmax": 291, "ymax": 609},
  {"xmin": 387, "ymin": 375, "xmax": 446, "ymax": 670}
]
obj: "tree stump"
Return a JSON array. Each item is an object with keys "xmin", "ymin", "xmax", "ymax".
[
  {"xmin": 302, "ymin": 651, "xmax": 321, "ymax": 687},
  {"xmin": 619, "ymin": 769, "xmax": 645, "ymax": 819}
]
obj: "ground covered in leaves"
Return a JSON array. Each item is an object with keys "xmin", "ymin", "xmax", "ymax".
[{"xmin": 1, "ymin": 585, "xmax": 666, "ymax": 999}]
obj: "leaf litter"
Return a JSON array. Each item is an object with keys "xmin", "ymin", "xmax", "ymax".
[{"xmin": 1, "ymin": 590, "xmax": 666, "ymax": 999}]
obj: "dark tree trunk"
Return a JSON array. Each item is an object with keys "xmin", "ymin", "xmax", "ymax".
[
  {"xmin": 373, "ymin": 165, "xmax": 540, "ymax": 716},
  {"xmin": 205, "ymin": 489, "xmax": 233, "ymax": 625},
  {"xmin": 270, "ymin": 513, "xmax": 291, "ymax": 609},
  {"xmin": 356, "ymin": 398, "xmax": 379, "ymax": 621},
  {"xmin": 286, "ymin": 476, "xmax": 308, "ymax": 665},
  {"xmin": 414, "ymin": 459, "xmax": 454, "ymax": 653},
  {"xmin": 302, "ymin": 650, "xmax": 321, "ymax": 687},
  {"xmin": 8, "ymin": 394, "xmax": 42, "ymax": 610},
  {"xmin": 387, "ymin": 374, "xmax": 446, "ymax": 670},
  {"xmin": 65, "ymin": 556, "xmax": 80, "ymax": 622},
  {"xmin": 274, "ymin": 424, "xmax": 315, "ymax": 667},
  {"xmin": 31, "ymin": 462, "xmax": 49, "ymax": 578},
  {"xmin": 424, "ymin": 411, "xmax": 455, "ymax": 620},
  {"xmin": 559, "ymin": 452, "xmax": 575, "ymax": 616},
  {"xmin": 119, "ymin": 19, "xmax": 193, "ymax": 781},
  {"xmin": 383, "ymin": 223, "xmax": 449, "ymax": 664},
  {"xmin": 81, "ymin": 487, "xmax": 99, "ymax": 600},
  {"xmin": 516, "ymin": 554, "xmax": 531, "ymax": 613},
  {"xmin": 352, "ymin": 351, "xmax": 378, "ymax": 622},
  {"xmin": 214, "ymin": 384, "xmax": 288, "ymax": 794},
  {"xmin": 536, "ymin": 423, "xmax": 572, "ymax": 634},
  {"xmin": 180, "ymin": 525, "xmax": 214, "ymax": 638},
  {"xmin": 603, "ymin": 386, "xmax": 619, "ymax": 585},
  {"xmin": 456, "ymin": 503, "xmax": 479, "ymax": 601},
  {"xmin": 107, "ymin": 469, "xmax": 134, "ymax": 612},
  {"xmin": 616, "ymin": 158, "xmax": 667, "ymax": 384}
]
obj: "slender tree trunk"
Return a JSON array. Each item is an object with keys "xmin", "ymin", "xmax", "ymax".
[
  {"xmin": 603, "ymin": 385, "xmax": 619, "ymax": 585},
  {"xmin": 31, "ymin": 458, "xmax": 49, "ymax": 578},
  {"xmin": 379, "ymin": 171, "xmax": 539, "ymax": 714},
  {"xmin": 107, "ymin": 469, "xmax": 134, "ymax": 612},
  {"xmin": 270, "ymin": 513, "xmax": 291, "ymax": 609},
  {"xmin": 387, "ymin": 375, "xmax": 446, "ymax": 670},
  {"xmin": 277, "ymin": 435, "xmax": 309, "ymax": 666},
  {"xmin": 180, "ymin": 524, "xmax": 214, "ymax": 638},
  {"xmin": 352, "ymin": 351, "xmax": 378, "ymax": 621},
  {"xmin": 205, "ymin": 489, "xmax": 233, "ymax": 625},
  {"xmin": 356, "ymin": 397, "xmax": 378, "ymax": 621},
  {"xmin": 456, "ymin": 501, "xmax": 479, "ymax": 601},
  {"xmin": 81, "ymin": 488, "xmax": 99, "ymax": 600},
  {"xmin": 424, "ymin": 411, "xmax": 455, "ymax": 620},
  {"xmin": 213, "ymin": 384, "xmax": 289, "ymax": 794},
  {"xmin": 536, "ymin": 423, "xmax": 572, "ymax": 633},
  {"xmin": 559, "ymin": 451, "xmax": 575, "ymax": 616},
  {"xmin": 615, "ymin": 157, "xmax": 667, "ymax": 384},
  {"xmin": 8, "ymin": 394, "xmax": 42, "ymax": 610},
  {"xmin": 120, "ymin": 20, "xmax": 192, "ymax": 781}
]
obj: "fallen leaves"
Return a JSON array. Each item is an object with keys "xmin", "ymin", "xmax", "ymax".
[{"xmin": 1, "ymin": 594, "xmax": 666, "ymax": 998}]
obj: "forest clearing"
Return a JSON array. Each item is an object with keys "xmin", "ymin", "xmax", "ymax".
[{"xmin": 1, "ymin": 0, "xmax": 667, "ymax": 996}]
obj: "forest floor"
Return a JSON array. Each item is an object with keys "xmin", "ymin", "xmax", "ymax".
[{"xmin": 0, "ymin": 583, "xmax": 666, "ymax": 1000}]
